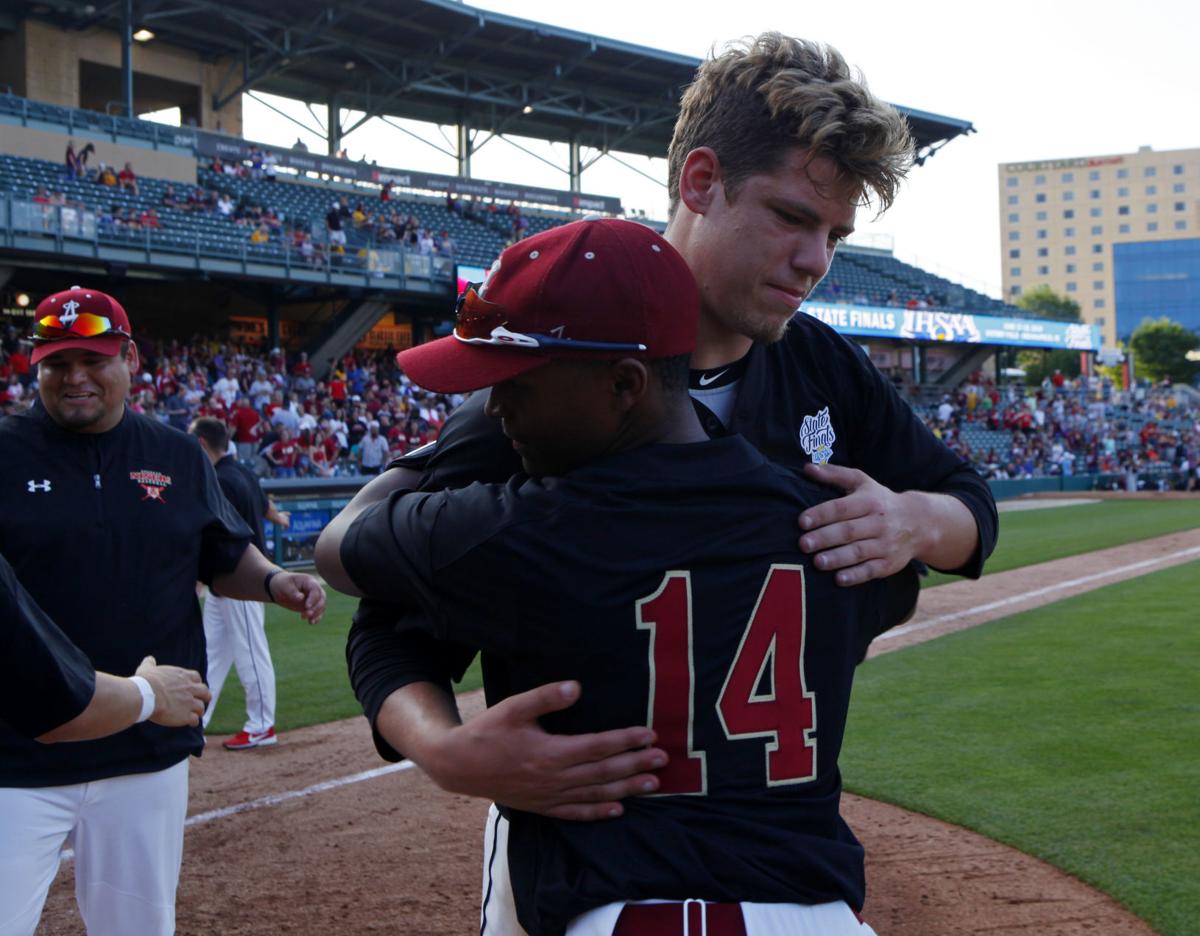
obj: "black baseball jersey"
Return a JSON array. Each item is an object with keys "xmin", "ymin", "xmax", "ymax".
[
  {"xmin": 342, "ymin": 438, "xmax": 886, "ymax": 935},
  {"xmin": 350, "ymin": 314, "xmax": 998, "ymax": 725},
  {"xmin": 0, "ymin": 401, "xmax": 253, "ymax": 786},
  {"xmin": 213, "ymin": 454, "xmax": 269, "ymax": 551},
  {"xmin": 0, "ymin": 551, "xmax": 96, "ymax": 739}
]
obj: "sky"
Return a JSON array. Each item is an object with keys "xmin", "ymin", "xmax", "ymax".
[{"xmin": 235, "ymin": 0, "xmax": 1200, "ymax": 300}]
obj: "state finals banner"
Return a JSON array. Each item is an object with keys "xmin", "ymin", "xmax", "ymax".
[{"xmin": 801, "ymin": 304, "xmax": 1100, "ymax": 351}]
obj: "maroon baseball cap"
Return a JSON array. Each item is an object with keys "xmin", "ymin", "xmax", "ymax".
[
  {"xmin": 397, "ymin": 219, "xmax": 698, "ymax": 393},
  {"xmin": 30, "ymin": 285, "xmax": 133, "ymax": 365}
]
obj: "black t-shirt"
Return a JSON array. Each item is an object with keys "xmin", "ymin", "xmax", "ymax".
[
  {"xmin": 214, "ymin": 454, "xmax": 268, "ymax": 551},
  {"xmin": 342, "ymin": 438, "xmax": 885, "ymax": 934},
  {"xmin": 0, "ymin": 552, "xmax": 96, "ymax": 739},
  {"xmin": 0, "ymin": 402, "xmax": 253, "ymax": 786}
]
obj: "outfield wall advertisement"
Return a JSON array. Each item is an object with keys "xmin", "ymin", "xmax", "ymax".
[{"xmin": 801, "ymin": 304, "xmax": 1100, "ymax": 351}]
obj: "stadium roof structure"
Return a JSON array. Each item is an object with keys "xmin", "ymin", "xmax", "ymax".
[{"xmin": 8, "ymin": 0, "xmax": 974, "ymax": 166}]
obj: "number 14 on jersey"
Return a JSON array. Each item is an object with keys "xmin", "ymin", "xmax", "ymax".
[{"xmin": 636, "ymin": 564, "xmax": 817, "ymax": 795}]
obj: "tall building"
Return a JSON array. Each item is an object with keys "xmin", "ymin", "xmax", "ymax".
[{"xmin": 998, "ymin": 146, "xmax": 1199, "ymax": 346}]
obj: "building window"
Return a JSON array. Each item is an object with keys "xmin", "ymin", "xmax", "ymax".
[
  {"xmin": 1008, "ymin": 213, "xmax": 1020, "ymax": 222},
  {"xmin": 1066, "ymin": 282, "xmax": 1077, "ymax": 292},
  {"xmin": 1035, "ymin": 174, "xmax": 1046, "ymax": 185},
  {"xmin": 1176, "ymin": 220, "xmax": 1188, "ymax": 230},
  {"xmin": 1094, "ymin": 314, "xmax": 1105, "ymax": 323},
  {"xmin": 1009, "ymin": 248, "xmax": 1021, "ymax": 258},
  {"xmin": 1175, "ymin": 202, "xmax": 1186, "ymax": 211},
  {"xmin": 1090, "ymin": 189, "xmax": 1101, "ymax": 199},
  {"xmin": 1173, "ymin": 165, "xmax": 1184, "ymax": 175},
  {"xmin": 1036, "ymin": 210, "xmax": 1048, "ymax": 221},
  {"xmin": 1037, "ymin": 229, "xmax": 1048, "ymax": 239},
  {"xmin": 1038, "ymin": 247, "xmax": 1049, "ymax": 257},
  {"xmin": 1089, "ymin": 170, "xmax": 1100, "ymax": 181},
  {"xmin": 1062, "ymin": 172, "xmax": 1074, "ymax": 183},
  {"xmin": 1147, "ymin": 222, "xmax": 1158, "ymax": 232},
  {"xmin": 1064, "ymin": 227, "xmax": 1076, "ymax": 237},
  {"xmin": 1065, "ymin": 263, "xmax": 1076, "ymax": 273},
  {"xmin": 1147, "ymin": 203, "xmax": 1158, "ymax": 214},
  {"xmin": 1008, "ymin": 194, "xmax": 1019, "ymax": 205},
  {"xmin": 1010, "ymin": 285, "xmax": 1022, "ymax": 296},
  {"xmin": 1092, "ymin": 244, "xmax": 1103, "ymax": 254},
  {"xmin": 1094, "ymin": 299, "xmax": 1106, "ymax": 310},
  {"xmin": 1010, "ymin": 267, "xmax": 1022, "ymax": 277},
  {"xmin": 1117, "ymin": 187, "xmax": 1129, "ymax": 197},
  {"xmin": 1144, "ymin": 166, "xmax": 1157, "ymax": 177},
  {"xmin": 1008, "ymin": 231, "xmax": 1020, "ymax": 241},
  {"xmin": 1092, "ymin": 261, "xmax": 1105, "ymax": 272},
  {"xmin": 1063, "ymin": 209, "xmax": 1075, "ymax": 219},
  {"xmin": 1007, "ymin": 176, "xmax": 1018, "ymax": 187},
  {"xmin": 1092, "ymin": 280, "xmax": 1104, "ymax": 289},
  {"xmin": 1063, "ymin": 191, "xmax": 1075, "ymax": 201},
  {"xmin": 1037, "ymin": 265, "xmax": 1049, "ymax": 275},
  {"xmin": 1064, "ymin": 245, "xmax": 1076, "ymax": 256},
  {"xmin": 1174, "ymin": 183, "xmax": 1186, "ymax": 193},
  {"xmin": 1119, "ymin": 223, "xmax": 1131, "ymax": 233},
  {"xmin": 1118, "ymin": 205, "xmax": 1130, "ymax": 215},
  {"xmin": 1091, "ymin": 225, "xmax": 1103, "ymax": 235},
  {"xmin": 1146, "ymin": 185, "xmax": 1157, "ymax": 195},
  {"xmin": 1090, "ymin": 207, "xmax": 1102, "ymax": 217},
  {"xmin": 1118, "ymin": 168, "xmax": 1129, "ymax": 179},
  {"xmin": 1036, "ymin": 193, "xmax": 1047, "ymax": 203}
]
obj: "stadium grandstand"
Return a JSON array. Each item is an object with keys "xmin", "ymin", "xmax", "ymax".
[{"xmin": 5, "ymin": 0, "xmax": 1192, "ymax": 557}]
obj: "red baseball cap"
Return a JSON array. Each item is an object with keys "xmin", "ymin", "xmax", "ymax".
[
  {"xmin": 30, "ymin": 285, "xmax": 133, "ymax": 365},
  {"xmin": 398, "ymin": 219, "xmax": 698, "ymax": 393}
]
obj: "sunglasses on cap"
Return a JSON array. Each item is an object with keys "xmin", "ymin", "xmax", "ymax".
[
  {"xmin": 32, "ymin": 312, "xmax": 130, "ymax": 342},
  {"xmin": 452, "ymin": 285, "xmax": 647, "ymax": 353}
]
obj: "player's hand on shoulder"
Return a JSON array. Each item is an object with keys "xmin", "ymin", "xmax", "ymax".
[
  {"xmin": 427, "ymin": 681, "xmax": 669, "ymax": 821},
  {"xmin": 136, "ymin": 655, "xmax": 212, "ymax": 727},
  {"xmin": 269, "ymin": 571, "xmax": 327, "ymax": 623},
  {"xmin": 797, "ymin": 463, "xmax": 922, "ymax": 586}
]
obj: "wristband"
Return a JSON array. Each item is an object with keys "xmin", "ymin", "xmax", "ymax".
[
  {"xmin": 130, "ymin": 675, "xmax": 156, "ymax": 723},
  {"xmin": 264, "ymin": 568, "xmax": 283, "ymax": 601}
]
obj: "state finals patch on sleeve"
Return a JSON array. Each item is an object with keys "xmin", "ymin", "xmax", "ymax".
[
  {"xmin": 129, "ymin": 469, "xmax": 172, "ymax": 503},
  {"xmin": 799, "ymin": 407, "xmax": 836, "ymax": 465}
]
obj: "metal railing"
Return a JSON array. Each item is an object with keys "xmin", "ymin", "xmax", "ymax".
[{"xmin": 1, "ymin": 195, "xmax": 455, "ymax": 290}]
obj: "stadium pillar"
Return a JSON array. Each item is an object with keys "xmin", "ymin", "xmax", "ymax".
[
  {"xmin": 568, "ymin": 137, "xmax": 582, "ymax": 193},
  {"xmin": 267, "ymin": 303, "xmax": 279, "ymax": 351},
  {"xmin": 120, "ymin": 0, "xmax": 134, "ymax": 117},
  {"xmin": 457, "ymin": 123, "xmax": 472, "ymax": 178},
  {"xmin": 328, "ymin": 92, "xmax": 341, "ymax": 156}
]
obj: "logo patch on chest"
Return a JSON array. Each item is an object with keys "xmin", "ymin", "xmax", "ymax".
[
  {"xmin": 129, "ymin": 469, "xmax": 172, "ymax": 503},
  {"xmin": 799, "ymin": 407, "xmax": 836, "ymax": 465}
]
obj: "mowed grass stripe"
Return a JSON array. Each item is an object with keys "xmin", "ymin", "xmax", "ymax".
[
  {"xmin": 842, "ymin": 561, "xmax": 1200, "ymax": 936},
  {"xmin": 924, "ymin": 498, "xmax": 1200, "ymax": 587}
]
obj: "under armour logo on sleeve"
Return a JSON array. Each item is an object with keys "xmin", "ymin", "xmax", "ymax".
[{"xmin": 27, "ymin": 479, "xmax": 52, "ymax": 493}]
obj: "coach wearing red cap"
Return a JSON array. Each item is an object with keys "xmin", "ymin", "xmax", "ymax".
[{"xmin": 0, "ymin": 286, "xmax": 326, "ymax": 935}]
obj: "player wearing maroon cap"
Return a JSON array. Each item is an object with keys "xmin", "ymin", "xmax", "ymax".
[
  {"xmin": 0, "ymin": 286, "xmax": 326, "ymax": 935},
  {"xmin": 319, "ymin": 219, "xmax": 885, "ymax": 934}
]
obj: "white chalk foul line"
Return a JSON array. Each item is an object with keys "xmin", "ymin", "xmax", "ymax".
[
  {"xmin": 878, "ymin": 544, "xmax": 1200, "ymax": 643},
  {"xmin": 60, "ymin": 759, "xmax": 417, "ymax": 862}
]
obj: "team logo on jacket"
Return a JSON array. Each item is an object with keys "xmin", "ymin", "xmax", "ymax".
[
  {"xmin": 130, "ymin": 469, "xmax": 172, "ymax": 503},
  {"xmin": 799, "ymin": 407, "xmax": 836, "ymax": 465}
]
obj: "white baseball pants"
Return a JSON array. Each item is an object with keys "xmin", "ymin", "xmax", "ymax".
[
  {"xmin": 480, "ymin": 804, "xmax": 878, "ymax": 936},
  {"xmin": 0, "ymin": 759, "xmax": 189, "ymax": 936},
  {"xmin": 202, "ymin": 593, "xmax": 276, "ymax": 734}
]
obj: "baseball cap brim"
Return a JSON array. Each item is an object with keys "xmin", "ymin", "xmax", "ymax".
[
  {"xmin": 30, "ymin": 334, "xmax": 127, "ymax": 366},
  {"xmin": 397, "ymin": 337, "xmax": 554, "ymax": 394}
]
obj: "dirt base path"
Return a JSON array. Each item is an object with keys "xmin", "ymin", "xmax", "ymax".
[{"xmin": 38, "ymin": 528, "xmax": 1200, "ymax": 935}]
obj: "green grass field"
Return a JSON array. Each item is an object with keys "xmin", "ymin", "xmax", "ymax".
[
  {"xmin": 843, "ymin": 562, "xmax": 1200, "ymax": 936},
  {"xmin": 924, "ymin": 499, "xmax": 1200, "ymax": 587},
  {"xmin": 206, "ymin": 501, "xmax": 1198, "ymax": 933}
]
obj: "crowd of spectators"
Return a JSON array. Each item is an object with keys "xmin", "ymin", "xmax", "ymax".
[
  {"xmin": 1, "ymin": 321, "xmax": 465, "ymax": 480},
  {"xmin": 925, "ymin": 371, "xmax": 1200, "ymax": 490}
]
